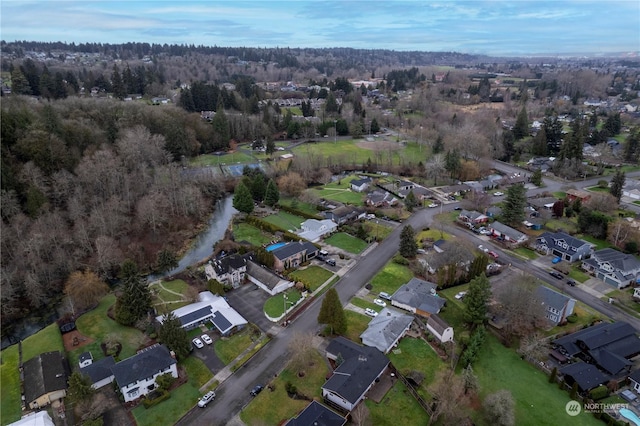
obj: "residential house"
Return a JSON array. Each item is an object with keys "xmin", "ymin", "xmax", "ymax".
[
  {"xmin": 535, "ymin": 232, "xmax": 593, "ymax": 262},
  {"xmin": 498, "ymin": 174, "xmax": 526, "ymax": 187},
  {"xmin": 296, "ymin": 219, "xmax": 337, "ymax": 242},
  {"xmin": 350, "ymin": 177, "xmax": 372, "ymax": 192},
  {"xmin": 582, "ymin": 248, "xmax": 640, "ymax": 289},
  {"xmin": 391, "ymin": 278, "xmax": 446, "ymax": 317},
  {"xmin": 322, "ymin": 206, "xmax": 365, "ymax": 224},
  {"xmin": 322, "ymin": 337, "xmax": 390, "ymax": 412},
  {"xmin": 634, "ymin": 288, "xmax": 640, "ymax": 300},
  {"xmin": 272, "ymin": 241, "xmax": 319, "ymax": 272},
  {"xmin": 422, "ymin": 241, "xmax": 474, "ymax": 273},
  {"xmin": 411, "ymin": 186, "xmax": 435, "ymax": 202},
  {"xmin": 486, "ymin": 206, "xmax": 502, "ymax": 218},
  {"xmin": 560, "ymin": 362, "xmax": 609, "ymax": 393},
  {"xmin": 155, "ymin": 291, "xmax": 247, "ymax": 335},
  {"xmin": 204, "ymin": 253, "xmax": 250, "ymax": 289},
  {"xmin": 245, "ymin": 260, "xmax": 294, "ymax": 296},
  {"xmin": 527, "ymin": 197, "xmax": 558, "ymax": 211},
  {"xmin": 458, "ymin": 209, "xmax": 489, "ymax": 225},
  {"xmin": 566, "ymin": 188, "xmax": 591, "ymax": 203},
  {"xmin": 489, "ymin": 221, "xmax": 529, "ymax": 245},
  {"xmin": 111, "ymin": 344, "xmax": 178, "ymax": 403},
  {"xmin": 23, "ymin": 351, "xmax": 69, "ymax": 410},
  {"xmin": 623, "ymin": 181, "xmax": 640, "ymax": 200},
  {"xmin": 151, "ymin": 97, "xmax": 170, "ymax": 105},
  {"xmin": 440, "ymin": 184, "xmax": 471, "ymax": 197},
  {"xmin": 554, "ymin": 322, "xmax": 640, "ymax": 384},
  {"xmin": 79, "ymin": 352, "xmax": 93, "ymax": 368},
  {"xmin": 396, "ymin": 180, "xmax": 415, "ymax": 192},
  {"xmin": 365, "ymin": 190, "xmax": 398, "ymax": 208},
  {"xmin": 536, "ymin": 286, "xmax": 576, "ymax": 325},
  {"xmin": 286, "ymin": 400, "xmax": 347, "ymax": 426},
  {"xmin": 79, "ymin": 354, "xmax": 116, "ymax": 389},
  {"xmin": 7, "ymin": 411, "xmax": 55, "ymax": 426},
  {"xmin": 360, "ymin": 308, "xmax": 414, "ymax": 353},
  {"xmin": 426, "ymin": 314, "xmax": 454, "ymax": 343}
]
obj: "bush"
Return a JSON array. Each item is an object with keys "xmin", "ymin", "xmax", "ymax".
[
  {"xmin": 285, "ymin": 381, "xmax": 298, "ymax": 396},
  {"xmin": 589, "ymin": 385, "xmax": 609, "ymax": 401},
  {"xmin": 566, "ymin": 314, "xmax": 578, "ymax": 323},
  {"xmin": 142, "ymin": 390, "xmax": 171, "ymax": 408},
  {"xmin": 393, "ymin": 254, "xmax": 409, "ymax": 265}
]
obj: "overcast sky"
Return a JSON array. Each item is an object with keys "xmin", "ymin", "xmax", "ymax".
[{"xmin": 1, "ymin": 1, "xmax": 639, "ymax": 56}]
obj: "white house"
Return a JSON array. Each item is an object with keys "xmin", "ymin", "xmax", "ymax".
[
  {"xmin": 296, "ymin": 219, "xmax": 337, "ymax": 242},
  {"xmin": 204, "ymin": 253, "xmax": 250, "ymax": 289},
  {"xmin": 350, "ymin": 177, "xmax": 372, "ymax": 192},
  {"xmin": 630, "ymin": 370, "xmax": 640, "ymax": 393},
  {"xmin": 245, "ymin": 260, "xmax": 294, "ymax": 296},
  {"xmin": 426, "ymin": 314, "xmax": 454, "ymax": 343},
  {"xmin": 111, "ymin": 344, "xmax": 178, "ymax": 403},
  {"xmin": 7, "ymin": 411, "xmax": 55, "ymax": 426}
]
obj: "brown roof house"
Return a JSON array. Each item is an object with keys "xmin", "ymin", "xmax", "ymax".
[{"xmin": 23, "ymin": 351, "xmax": 69, "ymax": 410}]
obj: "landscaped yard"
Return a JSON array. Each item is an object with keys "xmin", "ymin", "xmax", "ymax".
[
  {"xmin": 567, "ymin": 266, "xmax": 591, "ymax": 283},
  {"xmin": 1, "ymin": 323, "xmax": 65, "ymax": 425},
  {"xmin": 214, "ymin": 326, "xmax": 260, "ymax": 365},
  {"xmin": 579, "ymin": 234, "xmax": 616, "ymax": 251},
  {"xmin": 544, "ymin": 218, "xmax": 577, "ymax": 234},
  {"xmin": 369, "ymin": 262, "xmax": 414, "ymax": 295},
  {"xmin": 278, "ymin": 198, "xmax": 321, "ymax": 217},
  {"xmin": 324, "ymin": 232, "xmax": 368, "ymax": 254},
  {"xmin": 366, "ymin": 380, "xmax": 430, "ymax": 425},
  {"xmin": 388, "ymin": 337, "xmax": 446, "ymax": 399},
  {"xmin": 263, "ymin": 211, "xmax": 306, "ymax": 231},
  {"xmin": 240, "ymin": 350, "xmax": 328, "ymax": 425},
  {"xmin": 233, "ymin": 222, "xmax": 274, "ymax": 246},
  {"xmin": 288, "ymin": 265, "xmax": 334, "ymax": 291},
  {"xmin": 473, "ymin": 334, "xmax": 601, "ymax": 426},
  {"xmin": 264, "ymin": 290, "xmax": 303, "ymax": 318},
  {"xmin": 342, "ymin": 310, "xmax": 373, "ymax": 342},
  {"xmin": 416, "ymin": 228, "xmax": 453, "ymax": 243},
  {"xmin": 312, "ymin": 186, "xmax": 365, "ymax": 205}
]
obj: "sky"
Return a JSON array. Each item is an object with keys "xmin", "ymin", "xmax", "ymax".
[{"xmin": 1, "ymin": 1, "xmax": 639, "ymax": 57}]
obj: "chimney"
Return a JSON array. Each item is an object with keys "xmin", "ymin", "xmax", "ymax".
[{"xmin": 170, "ymin": 350, "xmax": 176, "ymax": 359}]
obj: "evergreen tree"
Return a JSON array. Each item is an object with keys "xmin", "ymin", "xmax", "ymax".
[
  {"xmin": 325, "ymin": 92, "xmax": 339, "ymax": 114},
  {"xmin": 399, "ymin": 225, "xmax": 418, "ymax": 258},
  {"xmin": 10, "ymin": 68, "xmax": 31, "ymax": 94},
  {"xmin": 211, "ymin": 102, "xmax": 231, "ymax": 150},
  {"xmin": 67, "ymin": 371, "xmax": 95, "ymax": 402},
  {"xmin": 531, "ymin": 169, "xmax": 543, "ymax": 186},
  {"xmin": 404, "ymin": 190, "xmax": 418, "ymax": 212},
  {"xmin": 623, "ymin": 130, "xmax": 640, "ymax": 163},
  {"xmin": 156, "ymin": 249, "xmax": 178, "ymax": 273},
  {"xmin": 114, "ymin": 260, "xmax": 151, "ymax": 326},
  {"xmin": 158, "ymin": 312, "xmax": 192, "ymax": 360},
  {"xmin": 513, "ymin": 106, "xmax": 529, "ymax": 140},
  {"xmin": 463, "ymin": 274, "xmax": 491, "ymax": 327},
  {"xmin": 111, "ymin": 64, "xmax": 125, "ymax": 99},
  {"xmin": 233, "ymin": 181, "xmax": 254, "ymax": 214},
  {"xmin": 264, "ymin": 178, "xmax": 280, "ymax": 207},
  {"xmin": 467, "ymin": 255, "xmax": 489, "ymax": 282},
  {"xmin": 502, "ymin": 183, "xmax": 526, "ymax": 226},
  {"xmin": 432, "ymin": 135, "xmax": 444, "ymax": 154},
  {"xmin": 610, "ymin": 170, "xmax": 626, "ymax": 202},
  {"xmin": 265, "ymin": 138, "xmax": 276, "ymax": 157},
  {"xmin": 370, "ymin": 118, "xmax": 380, "ymax": 134},
  {"xmin": 543, "ymin": 116, "xmax": 563, "ymax": 154},
  {"xmin": 444, "ymin": 149, "xmax": 461, "ymax": 178},
  {"xmin": 317, "ymin": 288, "xmax": 346, "ymax": 335},
  {"xmin": 530, "ymin": 127, "xmax": 548, "ymax": 156}
]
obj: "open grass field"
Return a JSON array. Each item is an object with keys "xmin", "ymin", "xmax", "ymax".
[
  {"xmin": 369, "ymin": 262, "xmax": 414, "ymax": 294},
  {"xmin": 233, "ymin": 222, "xmax": 274, "ymax": 246},
  {"xmin": 1, "ymin": 323, "xmax": 65, "ymax": 424},
  {"xmin": 288, "ymin": 265, "xmax": 334, "ymax": 291},
  {"xmin": 189, "ymin": 151, "xmax": 256, "ymax": 167},
  {"xmin": 324, "ymin": 232, "xmax": 368, "ymax": 254},
  {"xmin": 366, "ymin": 380, "xmax": 430, "ymax": 425},
  {"xmin": 278, "ymin": 198, "xmax": 320, "ymax": 216},
  {"xmin": 473, "ymin": 334, "xmax": 601, "ymax": 426},
  {"xmin": 69, "ymin": 294, "xmax": 150, "ymax": 367},
  {"xmin": 263, "ymin": 211, "xmax": 306, "ymax": 231},
  {"xmin": 342, "ymin": 310, "xmax": 374, "ymax": 345},
  {"xmin": 311, "ymin": 184, "xmax": 365, "ymax": 205},
  {"xmin": 417, "ymin": 228, "xmax": 453, "ymax": 242},
  {"xmin": 240, "ymin": 350, "xmax": 328, "ymax": 425},
  {"xmin": 214, "ymin": 326, "xmax": 257, "ymax": 365}
]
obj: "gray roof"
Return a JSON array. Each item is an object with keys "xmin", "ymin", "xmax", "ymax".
[
  {"xmin": 392, "ymin": 278, "xmax": 445, "ymax": 314},
  {"xmin": 246, "ymin": 260, "xmax": 288, "ymax": 290},
  {"xmin": 287, "ymin": 400, "xmax": 346, "ymax": 426},
  {"xmin": 459, "ymin": 210, "xmax": 486, "ymax": 221},
  {"xmin": 211, "ymin": 253, "xmax": 248, "ymax": 276},
  {"xmin": 350, "ymin": 177, "xmax": 371, "ymax": 187},
  {"xmin": 427, "ymin": 314, "xmax": 450, "ymax": 336},
  {"xmin": 490, "ymin": 221, "xmax": 527, "ymax": 241},
  {"xmin": 23, "ymin": 351, "xmax": 68, "ymax": 404},
  {"xmin": 111, "ymin": 344, "xmax": 176, "ymax": 388},
  {"xmin": 593, "ymin": 248, "xmax": 640, "ymax": 275},
  {"xmin": 536, "ymin": 285, "xmax": 572, "ymax": 312},
  {"xmin": 80, "ymin": 356, "xmax": 115, "ymax": 384},
  {"xmin": 527, "ymin": 197, "xmax": 559, "ymax": 209},
  {"xmin": 272, "ymin": 241, "xmax": 318, "ymax": 261},
  {"xmin": 324, "ymin": 337, "xmax": 389, "ymax": 406},
  {"xmin": 536, "ymin": 232, "xmax": 591, "ymax": 253},
  {"xmin": 360, "ymin": 308, "xmax": 414, "ymax": 353}
]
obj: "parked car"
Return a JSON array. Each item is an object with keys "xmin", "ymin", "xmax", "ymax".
[
  {"xmin": 250, "ymin": 385, "xmax": 263, "ymax": 396},
  {"xmin": 198, "ymin": 391, "xmax": 216, "ymax": 408},
  {"xmin": 552, "ymin": 257, "xmax": 562, "ymax": 264},
  {"xmin": 428, "ymin": 203, "xmax": 438, "ymax": 208},
  {"xmin": 454, "ymin": 206, "xmax": 462, "ymax": 210},
  {"xmin": 494, "ymin": 191, "xmax": 504, "ymax": 196},
  {"xmin": 567, "ymin": 279, "xmax": 576, "ymax": 286},
  {"xmin": 549, "ymin": 271, "xmax": 564, "ymax": 279},
  {"xmin": 325, "ymin": 258, "xmax": 336, "ymax": 266},
  {"xmin": 488, "ymin": 251, "xmax": 499, "ymax": 259},
  {"xmin": 365, "ymin": 308, "xmax": 378, "ymax": 317},
  {"xmin": 455, "ymin": 291, "xmax": 467, "ymax": 300},
  {"xmin": 478, "ymin": 244, "xmax": 489, "ymax": 253},
  {"xmin": 201, "ymin": 334, "xmax": 213, "ymax": 345},
  {"xmin": 379, "ymin": 292, "xmax": 392, "ymax": 301},
  {"xmin": 192, "ymin": 338, "xmax": 204, "ymax": 349},
  {"xmin": 373, "ymin": 299, "xmax": 387, "ymax": 307}
]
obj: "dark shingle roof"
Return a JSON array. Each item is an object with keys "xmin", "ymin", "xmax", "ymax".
[
  {"xmin": 536, "ymin": 232, "xmax": 591, "ymax": 254},
  {"xmin": 324, "ymin": 337, "xmax": 389, "ymax": 405},
  {"xmin": 80, "ymin": 356, "xmax": 115, "ymax": 384},
  {"xmin": 180, "ymin": 306, "xmax": 213, "ymax": 327},
  {"xmin": 272, "ymin": 241, "xmax": 318, "ymax": 261},
  {"xmin": 246, "ymin": 260, "xmax": 286, "ymax": 290},
  {"xmin": 23, "ymin": 351, "xmax": 68, "ymax": 405},
  {"xmin": 536, "ymin": 286, "xmax": 571, "ymax": 312},
  {"xmin": 560, "ymin": 362, "xmax": 608, "ymax": 391},
  {"xmin": 111, "ymin": 344, "xmax": 176, "ymax": 388},
  {"xmin": 287, "ymin": 400, "xmax": 346, "ymax": 426},
  {"xmin": 392, "ymin": 278, "xmax": 445, "ymax": 314}
]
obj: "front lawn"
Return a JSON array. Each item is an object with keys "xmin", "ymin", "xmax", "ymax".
[
  {"xmin": 369, "ymin": 262, "xmax": 414, "ymax": 294},
  {"xmin": 567, "ymin": 266, "xmax": 591, "ymax": 283},
  {"xmin": 416, "ymin": 228, "xmax": 453, "ymax": 242},
  {"xmin": 579, "ymin": 235, "xmax": 616, "ymax": 251},
  {"xmin": 510, "ymin": 246, "xmax": 539, "ymax": 260},
  {"xmin": 342, "ymin": 310, "xmax": 372, "ymax": 342},
  {"xmin": 233, "ymin": 222, "xmax": 273, "ymax": 246},
  {"xmin": 240, "ymin": 350, "xmax": 328, "ymax": 425},
  {"xmin": 324, "ymin": 232, "xmax": 368, "ymax": 254},
  {"xmin": 214, "ymin": 326, "xmax": 259, "ymax": 365},
  {"xmin": 288, "ymin": 266, "xmax": 334, "ymax": 291},
  {"xmin": 263, "ymin": 211, "xmax": 306, "ymax": 231},
  {"xmin": 264, "ymin": 290, "xmax": 303, "ymax": 318},
  {"xmin": 473, "ymin": 334, "xmax": 601, "ymax": 426},
  {"xmin": 366, "ymin": 380, "xmax": 430, "ymax": 425}
]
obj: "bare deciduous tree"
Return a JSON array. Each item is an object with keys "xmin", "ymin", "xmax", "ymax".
[
  {"xmin": 287, "ymin": 331, "xmax": 317, "ymax": 375},
  {"xmin": 429, "ymin": 371, "xmax": 468, "ymax": 425}
]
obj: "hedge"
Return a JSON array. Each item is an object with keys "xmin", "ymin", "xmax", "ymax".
[{"xmin": 142, "ymin": 390, "xmax": 171, "ymax": 409}]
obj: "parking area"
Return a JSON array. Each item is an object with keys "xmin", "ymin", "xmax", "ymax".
[
  {"xmin": 191, "ymin": 338, "xmax": 225, "ymax": 373},
  {"xmin": 225, "ymin": 283, "xmax": 273, "ymax": 332}
]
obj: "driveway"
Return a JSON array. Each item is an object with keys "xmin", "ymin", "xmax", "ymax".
[
  {"xmin": 191, "ymin": 339, "xmax": 225, "ymax": 373},
  {"xmin": 226, "ymin": 283, "xmax": 274, "ymax": 333}
]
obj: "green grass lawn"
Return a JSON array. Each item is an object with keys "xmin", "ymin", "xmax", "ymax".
[
  {"xmin": 473, "ymin": 334, "xmax": 601, "ymax": 426},
  {"xmin": 369, "ymin": 262, "xmax": 414, "ymax": 294},
  {"xmin": 579, "ymin": 234, "xmax": 616, "ymax": 251},
  {"xmin": 366, "ymin": 380, "xmax": 430, "ymax": 425},
  {"xmin": 544, "ymin": 218, "xmax": 577, "ymax": 234},
  {"xmin": 263, "ymin": 211, "xmax": 306, "ymax": 231},
  {"xmin": 312, "ymin": 186, "xmax": 365, "ymax": 205},
  {"xmin": 417, "ymin": 229, "xmax": 453, "ymax": 242},
  {"xmin": 69, "ymin": 293, "xmax": 149, "ymax": 367},
  {"xmin": 350, "ymin": 297, "xmax": 382, "ymax": 312},
  {"xmin": 278, "ymin": 198, "xmax": 320, "ymax": 216},
  {"xmin": 365, "ymin": 220, "xmax": 393, "ymax": 241},
  {"xmin": 264, "ymin": 290, "xmax": 303, "ymax": 318},
  {"xmin": 568, "ymin": 266, "xmax": 591, "ymax": 283},
  {"xmin": 1, "ymin": 323, "xmax": 65, "ymax": 424},
  {"xmin": 388, "ymin": 337, "xmax": 446, "ymax": 399},
  {"xmin": 132, "ymin": 356, "xmax": 212, "ymax": 426},
  {"xmin": 586, "ymin": 186, "xmax": 609, "ymax": 193},
  {"xmin": 152, "ymin": 279, "xmax": 189, "ymax": 303},
  {"xmin": 189, "ymin": 151, "xmax": 255, "ymax": 167},
  {"xmin": 288, "ymin": 265, "xmax": 334, "ymax": 291},
  {"xmin": 342, "ymin": 310, "xmax": 372, "ymax": 343},
  {"xmin": 214, "ymin": 326, "xmax": 257, "ymax": 364},
  {"xmin": 553, "ymin": 191, "xmax": 567, "ymax": 199},
  {"xmin": 510, "ymin": 246, "xmax": 539, "ymax": 260},
  {"xmin": 233, "ymin": 222, "xmax": 274, "ymax": 246},
  {"xmin": 240, "ymin": 350, "xmax": 328, "ymax": 425},
  {"xmin": 324, "ymin": 232, "xmax": 368, "ymax": 254}
]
